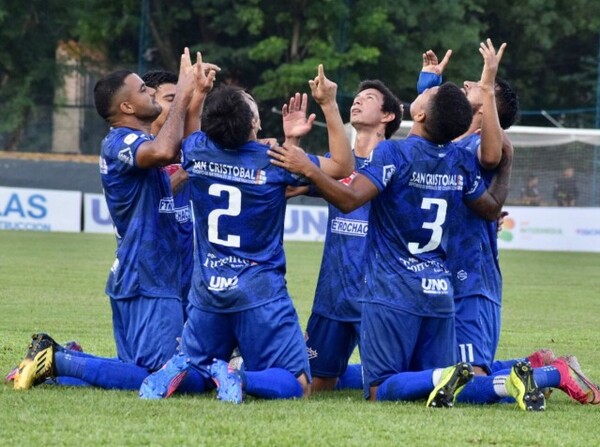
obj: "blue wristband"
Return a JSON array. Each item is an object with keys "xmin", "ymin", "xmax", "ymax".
[{"xmin": 417, "ymin": 72, "xmax": 442, "ymax": 94}]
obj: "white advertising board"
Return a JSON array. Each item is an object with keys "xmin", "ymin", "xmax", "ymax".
[
  {"xmin": 83, "ymin": 193, "xmax": 114, "ymax": 234},
  {"xmin": 284, "ymin": 204, "xmax": 328, "ymax": 242},
  {"xmin": 0, "ymin": 186, "xmax": 81, "ymax": 233},
  {"xmin": 498, "ymin": 206, "xmax": 600, "ymax": 252}
]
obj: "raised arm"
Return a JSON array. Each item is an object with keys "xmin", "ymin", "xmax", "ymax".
[
  {"xmin": 184, "ymin": 60, "xmax": 221, "ymax": 136},
  {"xmin": 282, "ymin": 92, "xmax": 316, "ymax": 147},
  {"xmin": 467, "ymin": 131, "xmax": 513, "ymax": 220},
  {"xmin": 268, "ymin": 143, "xmax": 377, "ymax": 213},
  {"xmin": 309, "ymin": 64, "xmax": 353, "ymax": 179},
  {"xmin": 416, "ymin": 49, "xmax": 451, "ymax": 94},
  {"xmin": 477, "ymin": 39, "xmax": 506, "ymax": 169},
  {"xmin": 137, "ymin": 50, "xmax": 215, "ymax": 168}
]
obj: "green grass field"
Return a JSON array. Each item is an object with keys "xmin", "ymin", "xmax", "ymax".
[{"xmin": 1, "ymin": 231, "xmax": 600, "ymax": 446}]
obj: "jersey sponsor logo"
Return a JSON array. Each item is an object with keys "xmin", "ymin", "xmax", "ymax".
[
  {"xmin": 158, "ymin": 197, "xmax": 175, "ymax": 213},
  {"xmin": 456, "ymin": 270, "xmax": 468, "ymax": 281},
  {"xmin": 174, "ymin": 206, "xmax": 190, "ymax": 223},
  {"xmin": 421, "ymin": 278, "xmax": 449, "ymax": 295},
  {"xmin": 204, "ymin": 253, "xmax": 252, "ymax": 269},
  {"xmin": 118, "ymin": 148, "xmax": 134, "ymax": 166},
  {"xmin": 330, "ymin": 217, "xmax": 368, "ymax": 237},
  {"xmin": 191, "ymin": 160, "xmax": 267, "ymax": 185},
  {"xmin": 409, "ymin": 171, "xmax": 464, "ymax": 191},
  {"xmin": 382, "ymin": 165, "xmax": 396, "ymax": 186},
  {"xmin": 99, "ymin": 157, "xmax": 108, "ymax": 174},
  {"xmin": 400, "ymin": 257, "xmax": 446, "ymax": 273},
  {"xmin": 207, "ymin": 275, "xmax": 239, "ymax": 291},
  {"xmin": 123, "ymin": 133, "xmax": 139, "ymax": 145}
]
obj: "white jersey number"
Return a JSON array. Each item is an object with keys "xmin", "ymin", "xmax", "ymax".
[
  {"xmin": 208, "ymin": 184, "xmax": 241, "ymax": 247},
  {"xmin": 407, "ymin": 198, "xmax": 447, "ymax": 254}
]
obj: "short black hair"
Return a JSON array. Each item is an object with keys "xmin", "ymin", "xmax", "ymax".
[
  {"xmin": 356, "ymin": 80, "xmax": 403, "ymax": 139},
  {"xmin": 141, "ymin": 70, "xmax": 178, "ymax": 89},
  {"xmin": 495, "ymin": 78, "xmax": 520, "ymax": 129},
  {"xmin": 202, "ymin": 85, "xmax": 254, "ymax": 149},
  {"xmin": 425, "ymin": 82, "xmax": 472, "ymax": 144},
  {"xmin": 93, "ymin": 70, "xmax": 133, "ymax": 122}
]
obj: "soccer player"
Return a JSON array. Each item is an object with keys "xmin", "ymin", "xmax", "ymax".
[
  {"xmin": 419, "ymin": 42, "xmax": 600, "ymax": 408},
  {"xmin": 285, "ymin": 80, "xmax": 403, "ymax": 392},
  {"xmin": 142, "ymin": 70, "xmax": 194, "ymax": 316},
  {"xmin": 12, "ymin": 49, "xmax": 215, "ymax": 391},
  {"xmin": 139, "ymin": 65, "xmax": 354, "ymax": 402},
  {"xmin": 269, "ymin": 68, "xmax": 513, "ymax": 407}
]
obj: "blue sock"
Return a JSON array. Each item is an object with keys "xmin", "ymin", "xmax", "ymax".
[
  {"xmin": 490, "ymin": 358, "xmax": 522, "ymax": 373},
  {"xmin": 177, "ymin": 367, "xmax": 208, "ymax": 394},
  {"xmin": 336, "ymin": 364, "xmax": 363, "ymax": 390},
  {"xmin": 456, "ymin": 375, "xmax": 503, "ymax": 404},
  {"xmin": 533, "ymin": 366, "xmax": 561, "ymax": 389},
  {"xmin": 243, "ymin": 368, "xmax": 303, "ymax": 399},
  {"xmin": 52, "ymin": 376, "xmax": 92, "ymax": 387},
  {"xmin": 375, "ymin": 370, "xmax": 433, "ymax": 401},
  {"xmin": 54, "ymin": 351, "xmax": 149, "ymax": 390}
]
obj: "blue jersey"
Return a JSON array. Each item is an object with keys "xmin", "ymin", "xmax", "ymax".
[
  {"xmin": 311, "ymin": 154, "xmax": 369, "ymax": 322},
  {"xmin": 447, "ymin": 133, "xmax": 502, "ymax": 305},
  {"xmin": 182, "ymin": 131, "xmax": 316, "ymax": 312},
  {"xmin": 100, "ymin": 127, "xmax": 182, "ymax": 300},
  {"xmin": 358, "ymin": 135, "xmax": 486, "ymax": 316}
]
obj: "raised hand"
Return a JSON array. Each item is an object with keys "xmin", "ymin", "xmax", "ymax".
[
  {"xmin": 309, "ymin": 64, "xmax": 337, "ymax": 106},
  {"xmin": 421, "ymin": 49, "xmax": 452, "ymax": 75},
  {"xmin": 268, "ymin": 144, "xmax": 312, "ymax": 176},
  {"xmin": 479, "ymin": 38, "xmax": 506, "ymax": 90},
  {"xmin": 177, "ymin": 47, "xmax": 197, "ymax": 100},
  {"xmin": 195, "ymin": 51, "xmax": 216, "ymax": 95},
  {"xmin": 282, "ymin": 92, "xmax": 316, "ymax": 139}
]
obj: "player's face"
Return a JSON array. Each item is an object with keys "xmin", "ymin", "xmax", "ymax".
[
  {"xmin": 350, "ymin": 88, "xmax": 386, "ymax": 129},
  {"xmin": 410, "ymin": 86, "xmax": 438, "ymax": 120},
  {"xmin": 242, "ymin": 92, "xmax": 261, "ymax": 134},
  {"xmin": 152, "ymin": 83, "xmax": 177, "ymax": 133},
  {"xmin": 122, "ymin": 74, "xmax": 161, "ymax": 121},
  {"xmin": 462, "ymin": 80, "xmax": 483, "ymax": 111}
]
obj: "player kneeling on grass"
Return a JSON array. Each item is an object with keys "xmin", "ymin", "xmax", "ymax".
[{"xmin": 139, "ymin": 65, "xmax": 354, "ymax": 403}]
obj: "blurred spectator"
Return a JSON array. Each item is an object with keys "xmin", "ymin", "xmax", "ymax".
[
  {"xmin": 553, "ymin": 167, "xmax": 578, "ymax": 206},
  {"xmin": 520, "ymin": 174, "xmax": 542, "ymax": 206}
]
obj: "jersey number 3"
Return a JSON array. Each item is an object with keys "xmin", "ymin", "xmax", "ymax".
[
  {"xmin": 407, "ymin": 198, "xmax": 447, "ymax": 254},
  {"xmin": 208, "ymin": 184, "xmax": 241, "ymax": 247}
]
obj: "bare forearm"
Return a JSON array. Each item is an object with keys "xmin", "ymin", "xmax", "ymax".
[
  {"xmin": 304, "ymin": 164, "xmax": 367, "ymax": 213},
  {"xmin": 320, "ymin": 101, "xmax": 353, "ymax": 178},
  {"xmin": 478, "ymin": 90, "xmax": 503, "ymax": 169}
]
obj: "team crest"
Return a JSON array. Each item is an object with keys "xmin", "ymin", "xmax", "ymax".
[{"xmin": 382, "ymin": 164, "xmax": 396, "ymax": 186}]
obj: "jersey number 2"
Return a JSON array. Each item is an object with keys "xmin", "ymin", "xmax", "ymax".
[{"xmin": 208, "ymin": 184, "xmax": 241, "ymax": 247}]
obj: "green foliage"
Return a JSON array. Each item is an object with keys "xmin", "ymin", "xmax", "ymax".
[
  {"xmin": 1, "ymin": 232, "xmax": 600, "ymax": 445},
  {"xmin": 1, "ymin": 0, "xmax": 600, "ymax": 149}
]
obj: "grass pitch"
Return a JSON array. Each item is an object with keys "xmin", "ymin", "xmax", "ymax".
[{"xmin": 1, "ymin": 231, "xmax": 600, "ymax": 446}]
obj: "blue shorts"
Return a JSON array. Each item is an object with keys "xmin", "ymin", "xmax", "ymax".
[
  {"xmin": 455, "ymin": 296, "xmax": 500, "ymax": 373},
  {"xmin": 361, "ymin": 303, "xmax": 456, "ymax": 398},
  {"xmin": 182, "ymin": 298, "xmax": 311, "ymax": 382},
  {"xmin": 110, "ymin": 296, "xmax": 184, "ymax": 371},
  {"xmin": 305, "ymin": 313, "xmax": 360, "ymax": 378}
]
